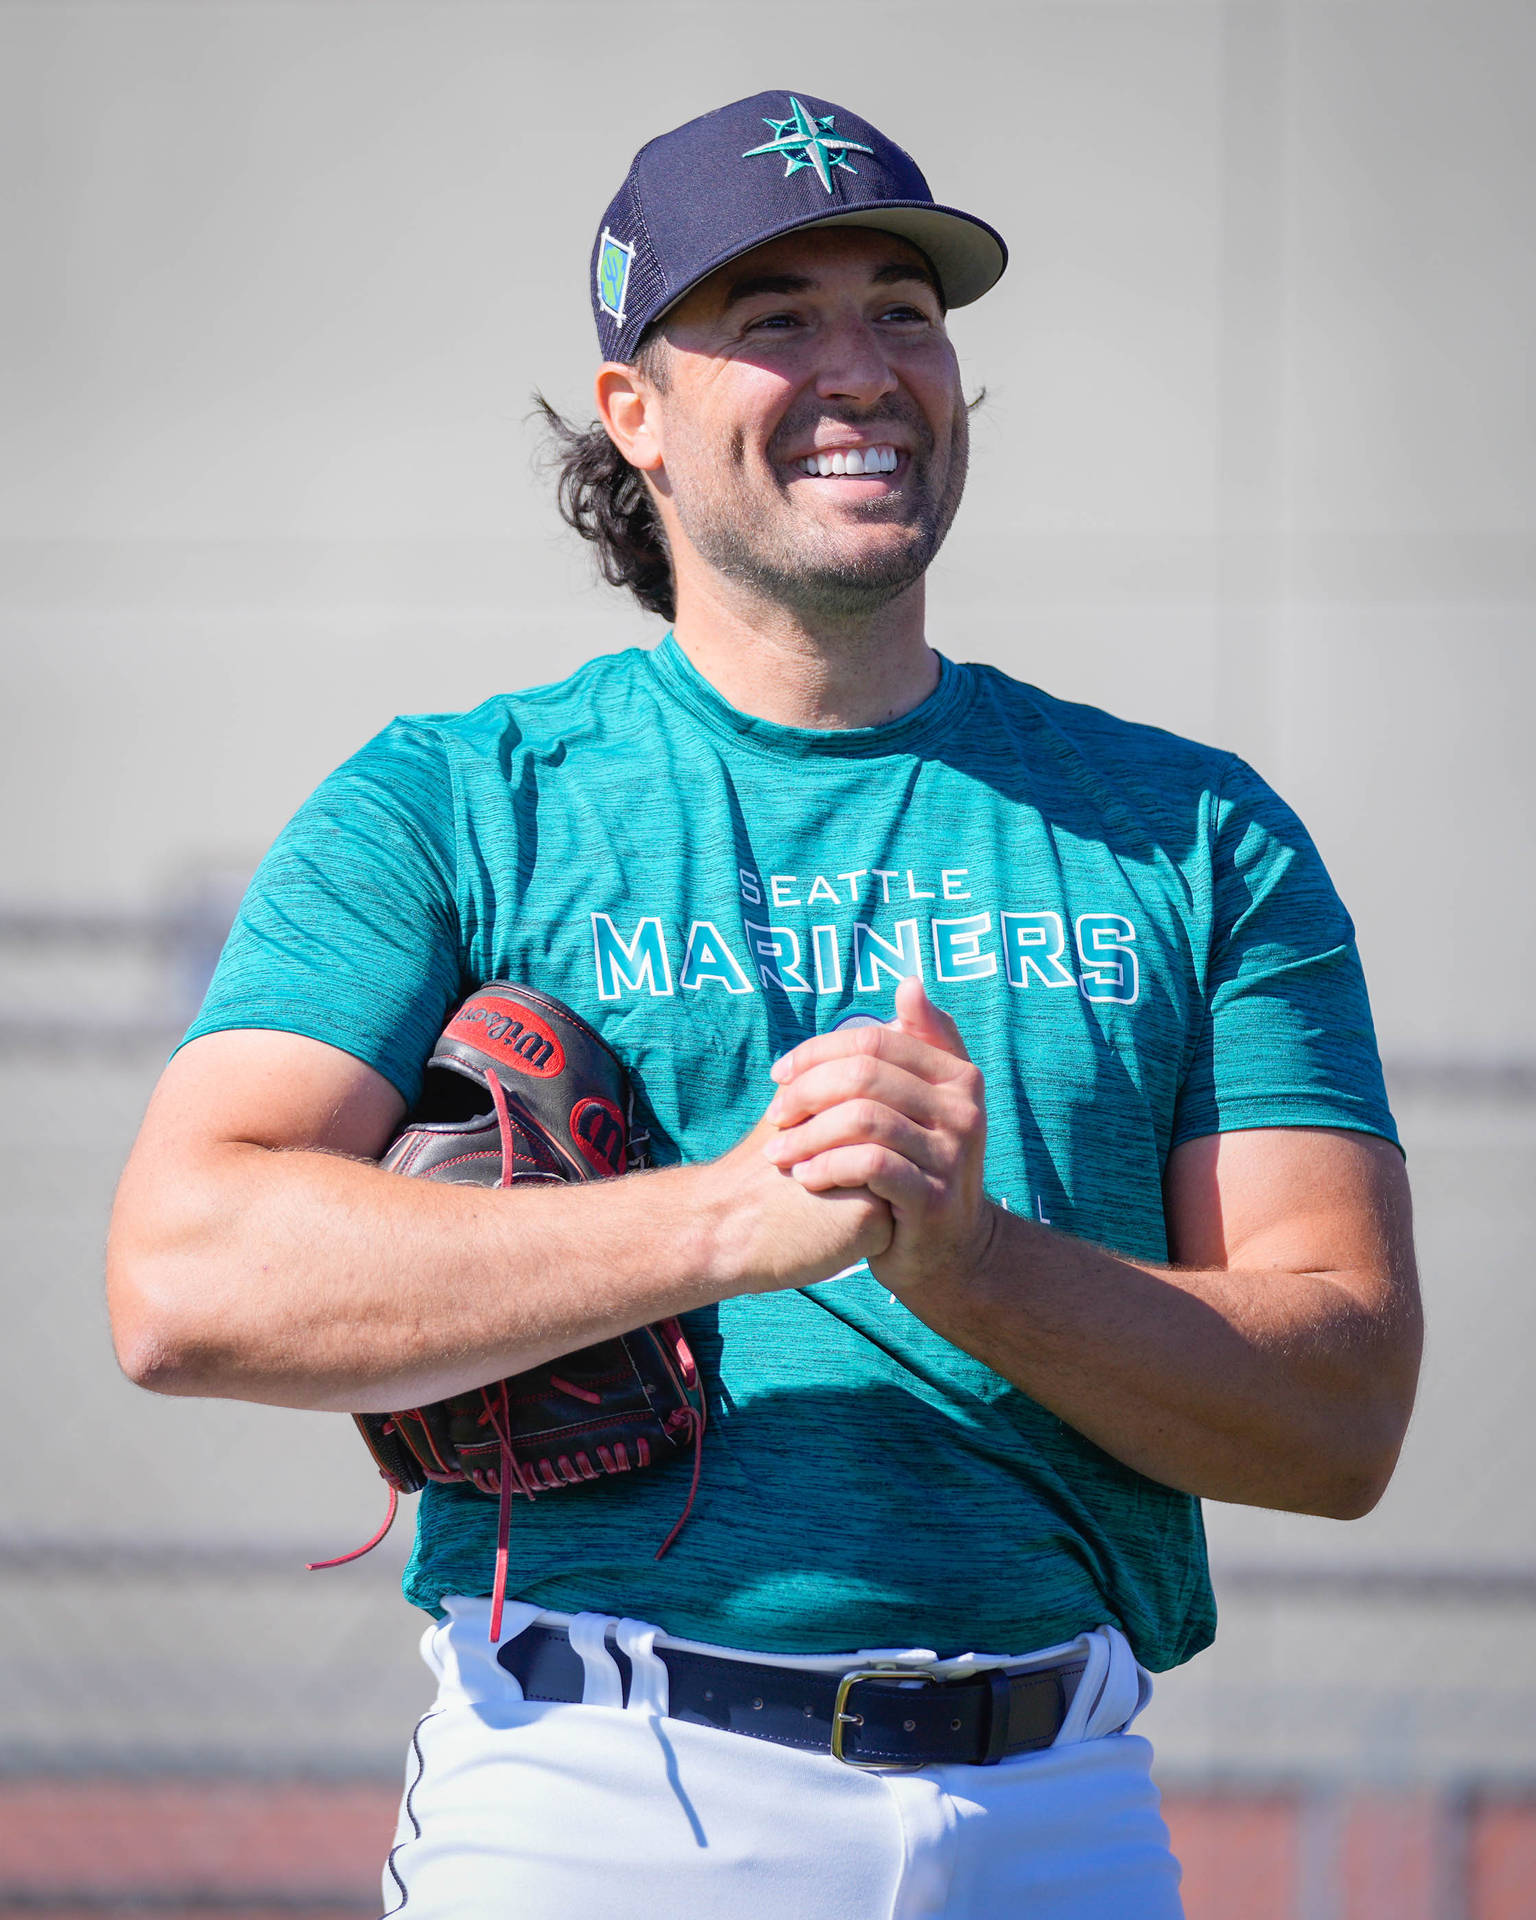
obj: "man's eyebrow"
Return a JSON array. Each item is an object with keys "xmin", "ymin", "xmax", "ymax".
[
  {"xmin": 870, "ymin": 260, "xmax": 942, "ymax": 297},
  {"xmin": 720, "ymin": 271, "xmax": 817, "ymax": 309},
  {"xmin": 718, "ymin": 259, "xmax": 942, "ymax": 311}
]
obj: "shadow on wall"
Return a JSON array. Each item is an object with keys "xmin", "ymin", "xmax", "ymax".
[{"xmin": 0, "ymin": 867, "xmax": 250, "ymax": 1050}]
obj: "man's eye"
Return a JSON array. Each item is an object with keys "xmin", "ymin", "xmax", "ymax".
[
  {"xmin": 747, "ymin": 311, "xmax": 803, "ymax": 332},
  {"xmin": 881, "ymin": 304, "xmax": 930, "ymax": 323}
]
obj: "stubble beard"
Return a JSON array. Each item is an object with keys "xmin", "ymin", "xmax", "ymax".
[{"xmin": 669, "ymin": 403, "xmax": 969, "ymax": 622}]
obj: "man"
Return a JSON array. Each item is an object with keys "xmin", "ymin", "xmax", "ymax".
[{"xmin": 108, "ymin": 91, "xmax": 1420, "ymax": 1918}]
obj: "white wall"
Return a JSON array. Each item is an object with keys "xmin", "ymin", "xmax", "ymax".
[{"xmin": 2, "ymin": 0, "xmax": 1532, "ymax": 1062}]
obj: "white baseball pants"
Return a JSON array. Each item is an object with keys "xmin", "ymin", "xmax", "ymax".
[{"xmin": 381, "ymin": 1597, "xmax": 1185, "ymax": 1919}]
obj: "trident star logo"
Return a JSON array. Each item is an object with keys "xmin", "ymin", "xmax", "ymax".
[{"xmin": 742, "ymin": 97, "xmax": 875, "ymax": 195}]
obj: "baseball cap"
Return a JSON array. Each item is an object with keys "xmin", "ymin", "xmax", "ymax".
[{"xmin": 590, "ymin": 90, "xmax": 1007, "ymax": 362}]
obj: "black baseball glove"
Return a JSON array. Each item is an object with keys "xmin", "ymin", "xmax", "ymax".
[{"xmin": 310, "ymin": 983, "xmax": 706, "ymax": 1638}]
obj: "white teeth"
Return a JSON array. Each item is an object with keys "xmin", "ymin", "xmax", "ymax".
[{"xmin": 796, "ymin": 445, "xmax": 900, "ymax": 477}]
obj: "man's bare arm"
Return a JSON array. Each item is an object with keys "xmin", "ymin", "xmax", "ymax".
[
  {"xmin": 764, "ymin": 979, "xmax": 1422, "ymax": 1520},
  {"xmin": 107, "ymin": 1028, "xmax": 890, "ymax": 1414},
  {"xmin": 902, "ymin": 1127, "xmax": 1419, "ymax": 1519}
]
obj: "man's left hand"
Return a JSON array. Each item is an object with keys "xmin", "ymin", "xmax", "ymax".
[{"xmin": 762, "ymin": 976, "xmax": 995, "ymax": 1294}]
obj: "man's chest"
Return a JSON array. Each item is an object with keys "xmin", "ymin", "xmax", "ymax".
[{"xmin": 457, "ymin": 752, "xmax": 1206, "ymax": 1254}]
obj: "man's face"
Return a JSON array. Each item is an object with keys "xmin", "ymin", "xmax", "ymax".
[{"xmin": 642, "ymin": 227, "xmax": 969, "ymax": 619}]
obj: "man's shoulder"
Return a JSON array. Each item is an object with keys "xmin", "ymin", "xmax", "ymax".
[
  {"xmin": 962, "ymin": 661, "xmax": 1238, "ymax": 793},
  {"xmin": 377, "ymin": 645, "xmax": 658, "ymax": 760}
]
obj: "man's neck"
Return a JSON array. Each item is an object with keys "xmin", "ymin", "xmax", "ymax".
[{"xmin": 668, "ymin": 573, "xmax": 939, "ymax": 731}]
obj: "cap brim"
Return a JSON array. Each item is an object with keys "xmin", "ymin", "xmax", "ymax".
[
  {"xmin": 800, "ymin": 203, "xmax": 1007, "ymax": 309},
  {"xmin": 644, "ymin": 200, "xmax": 1007, "ymax": 342}
]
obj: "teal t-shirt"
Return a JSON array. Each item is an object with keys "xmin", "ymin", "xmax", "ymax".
[{"xmin": 186, "ymin": 637, "xmax": 1396, "ymax": 1668}]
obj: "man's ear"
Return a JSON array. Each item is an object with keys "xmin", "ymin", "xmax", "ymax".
[{"xmin": 595, "ymin": 362, "xmax": 665, "ymax": 473}]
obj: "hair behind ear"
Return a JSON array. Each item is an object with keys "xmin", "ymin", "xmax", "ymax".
[{"xmin": 532, "ymin": 333, "xmax": 674, "ymax": 620}]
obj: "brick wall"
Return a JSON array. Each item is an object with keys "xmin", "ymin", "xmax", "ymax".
[{"xmin": 2, "ymin": 1780, "xmax": 1533, "ymax": 1917}]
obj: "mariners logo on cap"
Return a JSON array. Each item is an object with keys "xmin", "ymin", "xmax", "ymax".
[
  {"xmin": 596, "ymin": 227, "xmax": 635, "ymax": 324},
  {"xmin": 742, "ymin": 96, "xmax": 875, "ymax": 195}
]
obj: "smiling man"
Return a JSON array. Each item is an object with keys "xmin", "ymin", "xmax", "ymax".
[
  {"xmin": 608, "ymin": 226, "xmax": 967, "ymax": 632},
  {"xmin": 108, "ymin": 92, "xmax": 1420, "ymax": 1919}
]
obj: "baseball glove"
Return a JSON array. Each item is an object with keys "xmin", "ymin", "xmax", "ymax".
[{"xmin": 308, "ymin": 982, "xmax": 706, "ymax": 1638}]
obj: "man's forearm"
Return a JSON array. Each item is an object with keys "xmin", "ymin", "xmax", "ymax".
[
  {"xmin": 894, "ymin": 1207, "xmax": 1422, "ymax": 1520},
  {"xmin": 109, "ymin": 1145, "xmax": 731, "ymax": 1412},
  {"xmin": 110, "ymin": 1073, "xmax": 895, "ymax": 1413}
]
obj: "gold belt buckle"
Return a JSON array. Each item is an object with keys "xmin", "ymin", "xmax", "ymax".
[{"xmin": 831, "ymin": 1666, "xmax": 942, "ymax": 1769}]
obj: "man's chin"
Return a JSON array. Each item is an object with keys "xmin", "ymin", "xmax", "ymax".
[
  {"xmin": 756, "ymin": 550, "xmax": 930, "ymax": 618},
  {"xmin": 780, "ymin": 508, "xmax": 935, "ymax": 573},
  {"xmin": 680, "ymin": 497, "xmax": 945, "ymax": 615}
]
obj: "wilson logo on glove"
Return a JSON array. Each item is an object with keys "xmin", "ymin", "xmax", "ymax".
[
  {"xmin": 445, "ymin": 994, "xmax": 567, "ymax": 1077},
  {"xmin": 308, "ymin": 981, "xmax": 706, "ymax": 1641},
  {"xmin": 570, "ymin": 1095, "xmax": 626, "ymax": 1178}
]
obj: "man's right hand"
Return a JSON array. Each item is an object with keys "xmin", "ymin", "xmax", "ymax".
[{"xmin": 696, "ymin": 1111, "xmax": 894, "ymax": 1295}]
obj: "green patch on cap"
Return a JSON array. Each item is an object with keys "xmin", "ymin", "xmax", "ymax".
[{"xmin": 596, "ymin": 228, "xmax": 635, "ymax": 325}]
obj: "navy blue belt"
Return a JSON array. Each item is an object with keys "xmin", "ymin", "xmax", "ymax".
[{"xmin": 497, "ymin": 1622, "xmax": 1086, "ymax": 1770}]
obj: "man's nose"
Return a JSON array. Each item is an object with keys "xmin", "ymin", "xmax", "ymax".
[{"xmin": 813, "ymin": 317, "xmax": 899, "ymax": 407}]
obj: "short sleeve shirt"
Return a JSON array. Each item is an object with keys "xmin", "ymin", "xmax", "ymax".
[{"xmin": 185, "ymin": 638, "xmax": 1397, "ymax": 1667}]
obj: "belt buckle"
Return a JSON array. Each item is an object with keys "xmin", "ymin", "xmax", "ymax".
[{"xmin": 831, "ymin": 1666, "xmax": 941, "ymax": 1769}]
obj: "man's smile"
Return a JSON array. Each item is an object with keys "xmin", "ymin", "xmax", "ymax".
[{"xmin": 790, "ymin": 444, "xmax": 903, "ymax": 478}]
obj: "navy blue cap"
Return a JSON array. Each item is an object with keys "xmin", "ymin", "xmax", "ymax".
[{"xmin": 590, "ymin": 90, "xmax": 1007, "ymax": 362}]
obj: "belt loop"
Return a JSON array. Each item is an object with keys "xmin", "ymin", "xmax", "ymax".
[
  {"xmin": 980, "ymin": 1668, "xmax": 1013, "ymax": 1765},
  {"xmin": 615, "ymin": 1618, "xmax": 670, "ymax": 1717},
  {"xmin": 1053, "ymin": 1626, "xmax": 1144, "ymax": 1745},
  {"xmin": 568, "ymin": 1611, "xmax": 625, "ymax": 1708},
  {"xmin": 1082, "ymin": 1625, "xmax": 1147, "ymax": 1738},
  {"xmin": 1053, "ymin": 1627, "xmax": 1111, "ymax": 1746}
]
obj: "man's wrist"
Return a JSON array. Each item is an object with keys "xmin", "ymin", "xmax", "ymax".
[
  {"xmin": 875, "ymin": 1195, "xmax": 1006, "ymax": 1306},
  {"xmin": 636, "ymin": 1157, "xmax": 753, "ymax": 1304}
]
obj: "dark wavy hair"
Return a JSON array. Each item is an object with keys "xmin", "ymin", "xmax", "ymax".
[{"xmin": 532, "ymin": 335, "xmax": 676, "ymax": 622}]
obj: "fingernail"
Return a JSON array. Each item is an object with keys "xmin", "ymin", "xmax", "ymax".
[
  {"xmin": 769, "ymin": 1058, "xmax": 791, "ymax": 1083},
  {"xmin": 764, "ymin": 1096, "xmax": 782, "ymax": 1123}
]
